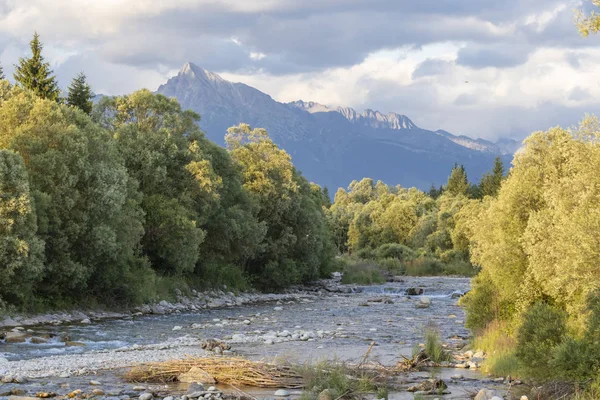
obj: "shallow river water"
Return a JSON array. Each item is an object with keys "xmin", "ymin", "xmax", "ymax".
[{"xmin": 0, "ymin": 277, "xmax": 512, "ymax": 399}]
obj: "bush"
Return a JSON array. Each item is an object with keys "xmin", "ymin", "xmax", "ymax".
[
  {"xmin": 516, "ymin": 302, "xmax": 567, "ymax": 379},
  {"xmin": 403, "ymin": 258, "xmax": 444, "ymax": 276},
  {"xmin": 441, "ymin": 260, "xmax": 477, "ymax": 276},
  {"xmin": 374, "ymin": 243, "xmax": 416, "ymax": 261},
  {"xmin": 354, "ymin": 248, "xmax": 376, "ymax": 260},
  {"xmin": 340, "ymin": 260, "xmax": 385, "ymax": 285},
  {"xmin": 461, "ymin": 271, "xmax": 498, "ymax": 332},
  {"xmin": 377, "ymin": 258, "xmax": 405, "ymax": 274}
]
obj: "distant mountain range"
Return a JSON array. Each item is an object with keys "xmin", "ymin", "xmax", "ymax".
[{"xmin": 156, "ymin": 62, "xmax": 519, "ymax": 191}]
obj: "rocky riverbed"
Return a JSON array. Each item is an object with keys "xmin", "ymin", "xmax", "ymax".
[{"xmin": 0, "ymin": 277, "xmax": 522, "ymax": 400}]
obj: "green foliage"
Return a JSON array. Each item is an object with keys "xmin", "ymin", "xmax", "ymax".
[
  {"xmin": 479, "ymin": 156, "xmax": 504, "ymax": 197},
  {"xmin": 0, "ymin": 150, "xmax": 44, "ymax": 305},
  {"xmin": 424, "ymin": 325, "xmax": 452, "ymax": 363},
  {"xmin": 515, "ymin": 303, "xmax": 567, "ymax": 379},
  {"xmin": 339, "ymin": 259, "xmax": 385, "ymax": 284},
  {"xmin": 461, "ymin": 271, "xmax": 499, "ymax": 332},
  {"xmin": 226, "ymin": 124, "xmax": 333, "ymax": 290},
  {"xmin": 0, "ymin": 62, "xmax": 4, "ymax": 80},
  {"xmin": 576, "ymin": 1, "xmax": 600, "ymax": 36},
  {"xmin": 375, "ymin": 243, "xmax": 416, "ymax": 261},
  {"xmin": 66, "ymin": 73, "xmax": 93, "ymax": 114},
  {"xmin": 298, "ymin": 360, "xmax": 381, "ymax": 400},
  {"xmin": 13, "ymin": 33, "xmax": 60, "ymax": 101},
  {"xmin": 446, "ymin": 164, "xmax": 469, "ymax": 196}
]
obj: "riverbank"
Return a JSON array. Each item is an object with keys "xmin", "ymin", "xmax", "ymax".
[{"xmin": 0, "ymin": 279, "xmax": 353, "ymax": 330}]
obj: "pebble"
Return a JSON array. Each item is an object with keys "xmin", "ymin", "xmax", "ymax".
[
  {"xmin": 92, "ymin": 389, "xmax": 105, "ymax": 396},
  {"xmin": 89, "ymin": 380, "xmax": 101, "ymax": 385},
  {"xmin": 139, "ymin": 393, "xmax": 153, "ymax": 400},
  {"xmin": 207, "ymin": 386, "xmax": 217, "ymax": 391},
  {"xmin": 172, "ymin": 326, "xmax": 183, "ymax": 331},
  {"xmin": 243, "ymin": 320, "xmax": 251, "ymax": 325},
  {"xmin": 274, "ymin": 307, "xmax": 283, "ymax": 311},
  {"xmin": 274, "ymin": 389, "xmax": 290, "ymax": 397}
]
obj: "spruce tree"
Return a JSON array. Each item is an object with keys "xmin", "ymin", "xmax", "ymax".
[
  {"xmin": 0, "ymin": 62, "xmax": 4, "ymax": 80},
  {"xmin": 13, "ymin": 32, "xmax": 60, "ymax": 101},
  {"xmin": 67, "ymin": 72, "xmax": 93, "ymax": 114},
  {"xmin": 480, "ymin": 156, "xmax": 505, "ymax": 197},
  {"xmin": 446, "ymin": 163, "xmax": 470, "ymax": 196}
]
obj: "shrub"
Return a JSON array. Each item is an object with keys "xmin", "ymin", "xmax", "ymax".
[
  {"xmin": 340, "ymin": 260, "xmax": 384, "ymax": 285},
  {"xmin": 516, "ymin": 302, "xmax": 567, "ymax": 379},
  {"xmin": 404, "ymin": 258, "xmax": 444, "ymax": 276},
  {"xmin": 441, "ymin": 260, "xmax": 477, "ymax": 276},
  {"xmin": 354, "ymin": 248, "xmax": 376, "ymax": 260},
  {"xmin": 377, "ymin": 258, "xmax": 405, "ymax": 274},
  {"xmin": 374, "ymin": 243, "xmax": 416, "ymax": 261},
  {"xmin": 461, "ymin": 271, "xmax": 498, "ymax": 332}
]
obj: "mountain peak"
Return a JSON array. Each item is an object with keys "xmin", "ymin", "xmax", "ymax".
[{"xmin": 179, "ymin": 62, "xmax": 225, "ymax": 84}]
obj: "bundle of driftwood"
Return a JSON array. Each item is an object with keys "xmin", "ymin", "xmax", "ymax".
[{"xmin": 123, "ymin": 356, "xmax": 304, "ymax": 388}]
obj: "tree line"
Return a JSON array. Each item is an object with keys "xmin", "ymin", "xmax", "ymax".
[{"xmin": 0, "ymin": 34, "xmax": 334, "ymax": 310}]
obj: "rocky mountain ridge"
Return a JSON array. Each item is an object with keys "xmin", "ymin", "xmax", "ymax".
[{"xmin": 157, "ymin": 62, "xmax": 517, "ymax": 190}]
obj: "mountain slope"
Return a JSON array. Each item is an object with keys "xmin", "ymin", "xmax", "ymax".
[{"xmin": 157, "ymin": 63, "xmax": 516, "ymax": 191}]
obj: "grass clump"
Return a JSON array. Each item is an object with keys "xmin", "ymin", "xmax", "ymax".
[
  {"xmin": 298, "ymin": 360, "xmax": 384, "ymax": 400},
  {"xmin": 424, "ymin": 326, "xmax": 452, "ymax": 363}
]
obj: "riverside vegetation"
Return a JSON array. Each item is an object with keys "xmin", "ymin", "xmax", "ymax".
[{"xmin": 3, "ymin": 30, "xmax": 600, "ymax": 399}]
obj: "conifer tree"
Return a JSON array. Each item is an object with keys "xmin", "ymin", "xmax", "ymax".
[
  {"xmin": 446, "ymin": 164, "xmax": 470, "ymax": 196},
  {"xmin": 0, "ymin": 62, "xmax": 4, "ymax": 80},
  {"xmin": 13, "ymin": 32, "xmax": 60, "ymax": 101},
  {"xmin": 67, "ymin": 72, "xmax": 93, "ymax": 114},
  {"xmin": 480, "ymin": 156, "xmax": 505, "ymax": 197}
]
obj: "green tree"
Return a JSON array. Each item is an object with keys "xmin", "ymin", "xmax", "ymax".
[
  {"xmin": 446, "ymin": 164, "xmax": 469, "ymax": 196},
  {"xmin": 577, "ymin": 1, "xmax": 600, "ymax": 36},
  {"xmin": 0, "ymin": 150, "xmax": 44, "ymax": 305},
  {"xmin": 67, "ymin": 72, "xmax": 93, "ymax": 114},
  {"xmin": 479, "ymin": 156, "xmax": 504, "ymax": 197},
  {"xmin": 0, "ymin": 86, "xmax": 150, "ymax": 304},
  {"xmin": 226, "ymin": 124, "xmax": 333, "ymax": 288},
  {"xmin": 0, "ymin": 62, "xmax": 4, "ymax": 80},
  {"xmin": 13, "ymin": 33, "xmax": 60, "ymax": 101}
]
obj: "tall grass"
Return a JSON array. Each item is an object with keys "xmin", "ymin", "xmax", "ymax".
[
  {"xmin": 424, "ymin": 326, "xmax": 452, "ymax": 363},
  {"xmin": 473, "ymin": 321, "xmax": 520, "ymax": 377}
]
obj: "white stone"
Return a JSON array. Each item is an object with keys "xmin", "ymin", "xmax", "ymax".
[
  {"xmin": 172, "ymin": 326, "xmax": 183, "ymax": 331},
  {"xmin": 139, "ymin": 393, "xmax": 153, "ymax": 400},
  {"xmin": 274, "ymin": 389, "xmax": 290, "ymax": 397}
]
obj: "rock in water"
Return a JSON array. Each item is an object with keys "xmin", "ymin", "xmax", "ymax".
[
  {"xmin": 274, "ymin": 389, "xmax": 290, "ymax": 397},
  {"xmin": 187, "ymin": 383, "xmax": 205, "ymax": 394},
  {"xmin": 139, "ymin": 393, "xmax": 153, "ymax": 400},
  {"xmin": 415, "ymin": 296, "xmax": 431, "ymax": 308},
  {"xmin": 406, "ymin": 288, "xmax": 424, "ymax": 296}
]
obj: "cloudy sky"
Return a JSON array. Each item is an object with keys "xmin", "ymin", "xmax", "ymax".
[{"xmin": 0, "ymin": 0, "xmax": 598, "ymax": 140}]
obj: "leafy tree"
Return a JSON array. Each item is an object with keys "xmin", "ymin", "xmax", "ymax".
[
  {"xmin": 0, "ymin": 85, "xmax": 149, "ymax": 304},
  {"xmin": 577, "ymin": 0, "xmax": 600, "ymax": 36},
  {"xmin": 446, "ymin": 164, "xmax": 469, "ymax": 196},
  {"xmin": 67, "ymin": 72, "xmax": 93, "ymax": 114},
  {"xmin": 13, "ymin": 33, "xmax": 60, "ymax": 101},
  {"xmin": 0, "ymin": 150, "xmax": 44, "ymax": 305},
  {"xmin": 226, "ymin": 124, "xmax": 333, "ymax": 288},
  {"xmin": 479, "ymin": 156, "xmax": 504, "ymax": 197}
]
